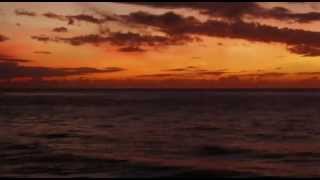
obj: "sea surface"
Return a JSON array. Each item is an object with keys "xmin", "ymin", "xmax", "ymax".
[{"xmin": 0, "ymin": 90, "xmax": 320, "ymax": 177}]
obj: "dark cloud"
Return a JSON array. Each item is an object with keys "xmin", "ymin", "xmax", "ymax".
[
  {"xmin": 194, "ymin": 20, "xmax": 319, "ymax": 46},
  {"xmin": 31, "ymin": 7, "xmax": 320, "ymax": 56},
  {"xmin": 126, "ymin": 2, "xmax": 258, "ymax": 19},
  {"xmin": 0, "ymin": 61, "xmax": 125, "ymax": 80},
  {"xmin": 66, "ymin": 14, "xmax": 108, "ymax": 25},
  {"xmin": 57, "ymin": 34, "xmax": 109, "ymax": 46},
  {"xmin": 53, "ymin": 27, "xmax": 68, "ymax": 33},
  {"xmin": 118, "ymin": 46, "xmax": 146, "ymax": 52},
  {"xmin": 15, "ymin": 9, "xmax": 37, "ymax": 17},
  {"xmin": 166, "ymin": 68, "xmax": 189, "ymax": 72},
  {"xmin": 122, "ymin": 11, "xmax": 200, "ymax": 35},
  {"xmin": 31, "ymin": 32, "xmax": 195, "ymax": 51},
  {"xmin": 0, "ymin": 54, "xmax": 31, "ymax": 63},
  {"xmin": 158, "ymin": 66, "xmax": 292, "ymax": 80},
  {"xmin": 256, "ymin": 72, "xmax": 288, "ymax": 78},
  {"xmin": 287, "ymin": 44, "xmax": 320, "ymax": 57},
  {"xmin": 296, "ymin": 72, "xmax": 320, "ymax": 76},
  {"xmin": 106, "ymin": 32, "xmax": 193, "ymax": 47},
  {"xmin": 43, "ymin": 12, "xmax": 116, "ymax": 25},
  {"xmin": 125, "ymin": 2, "xmax": 320, "ymax": 23},
  {"xmin": 33, "ymin": 51, "xmax": 52, "ymax": 55},
  {"xmin": 136, "ymin": 73, "xmax": 177, "ymax": 78},
  {"xmin": 122, "ymin": 11, "xmax": 320, "ymax": 56},
  {"xmin": 31, "ymin": 35, "xmax": 55, "ymax": 43},
  {"xmin": 263, "ymin": 7, "xmax": 320, "ymax": 23},
  {"xmin": 0, "ymin": 34, "xmax": 9, "ymax": 42},
  {"xmin": 196, "ymin": 70, "xmax": 227, "ymax": 76},
  {"xmin": 239, "ymin": 72, "xmax": 289, "ymax": 78},
  {"xmin": 186, "ymin": 66, "xmax": 197, "ymax": 69},
  {"xmin": 236, "ymin": 71, "xmax": 320, "ymax": 79},
  {"xmin": 43, "ymin": 12, "xmax": 66, "ymax": 21},
  {"xmin": 137, "ymin": 70, "xmax": 227, "ymax": 79},
  {"xmin": 166, "ymin": 66, "xmax": 203, "ymax": 72},
  {"xmin": 162, "ymin": 66, "xmax": 228, "ymax": 77}
]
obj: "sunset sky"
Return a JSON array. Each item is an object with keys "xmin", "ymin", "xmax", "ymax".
[{"xmin": 1, "ymin": 2, "xmax": 320, "ymax": 88}]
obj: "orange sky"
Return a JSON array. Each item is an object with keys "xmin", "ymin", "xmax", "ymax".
[{"xmin": 0, "ymin": 2, "xmax": 320, "ymax": 88}]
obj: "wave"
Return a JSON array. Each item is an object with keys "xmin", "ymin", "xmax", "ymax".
[{"xmin": 197, "ymin": 145, "xmax": 320, "ymax": 161}]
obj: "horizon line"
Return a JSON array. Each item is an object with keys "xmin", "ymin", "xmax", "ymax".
[{"xmin": 3, "ymin": 87, "xmax": 320, "ymax": 92}]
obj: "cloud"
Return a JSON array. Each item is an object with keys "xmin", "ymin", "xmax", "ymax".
[
  {"xmin": 125, "ymin": 2, "xmax": 258, "ymax": 19},
  {"xmin": 57, "ymin": 34, "xmax": 108, "ymax": 46},
  {"xmin": 15, "ymin": 9, "xmax": 37, "ymax": 17},
  {"xmin": 31, "ymin": 32, "xmax": 195, "ymax": 51},
  {"xmin": 122, "ymin": 11, "xmax": 200, "ymax": 34},
  {"xmin": 33, "ymin": 51, "xmax": 52, "ymax": 55},
  {"xmin": 236, "ymin": 72, "xmax": 289, "ymax": 79},
  {"xmin": 29, "ymin": 7, "xmax": 320, "ymax": 56},
  {"xmin": 43, "ymin": 12, "xmax": 66, "ymax": 21},
  {"xmin": 118, "ymin": 46, "xmax": 146, "ymax": 52},
  {"xmin": 136, "ymin": 73, "xmax": 177, "ymax": 78},
  {"xmin": 296, "ymin": 72, "xmax": 320, "ymax": 76},
  {"xmin": 43, "ymin": 12, "xmax": 116, "ymax": 25},
  {"xmin": 287, "ymin": 44, "xmax": 320, "ymax": 57},
  {"xmin": 154, "ymin": 66, "xmax": 228, "ymax": 78},
  {"xmin": 0, "ymin": 61, "xmax": 125, "ymax": 80},
  {"xmin": 125, "ymin": 2, "xmax": 320, "ymax": 23},
  {"xmin": 196, "ymin": 70, "xmax": 227, "ymax": 76},
  {"xmin": 31, "ymin": 35, "xmax": 55, "ymax": 43},
  {"xmin": 119, "ymin": 12, "xmax": 203, "ymax": 46},
  {"xmin": 46, "ymin": 34, "xmax": 113, "ymax": 46},
  {"xmin": 166, "ymin": 68, "xmax": 189, "ymax": 72},
  {"xmin": 264, "ymin": 7, "xmax": 320, "ymax": 23},
  {"xmin": 195, "ymin": 20, "xmax": 319, "ymax": 47},
  {"xmin": 156, "ymin": 66, "xmax": 293, "ymax": 80},
  {"xmin": 106, "ymin": 32, "xmax": 193, "ymax": 47},
  {"xmin": 0, "ymin": 34, "xmax": 9, "ymax": 42},
  {"xmin": 165, "ymin": 66, "xmax": 207, "ymax": 72},
  {"xmin": 66, "ymin": 14, "xmax": 109, "ymax": 25},
  {"xmin": 121, "ymin": 11, "xmax": 320, "ymax": 56},
  {"xmin": 53, "ymin": 27, "xmax": 68, "ymax": 33},
  {"xmin": 0, "ymin": 54, "xmax": 32, "ymax": 63}
]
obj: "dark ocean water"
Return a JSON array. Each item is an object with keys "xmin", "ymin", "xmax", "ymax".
[{"xmin": 0, "ymin": 90, "xmax": 320, "ymax": 177}]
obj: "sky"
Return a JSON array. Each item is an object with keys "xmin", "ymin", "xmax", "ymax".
[{"xmin": 0, "ymin": 2, "xmax": 320, "ymax": 88}]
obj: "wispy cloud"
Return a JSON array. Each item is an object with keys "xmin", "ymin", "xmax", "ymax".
[
  {"xmin": 0, "ymin": 61, "xmax": 125, "ymax": 80},
  {"xmin": 53, "ymin": 27, "xmax": 68, "ymax": 33},
  {"xmin": 33, "ymin": 51, "xmax": 52, "ymax": 55},
  {"xmin": 0, "ymin": 54, "xmax": 32, "ymax": 63},
  {"xmin": 31, "ymin": 35, "xmax": 55, "ymax": 43},
  {"xmin": 42, "ymin": 12, "xmax": 115, "ymax": 25},
  {"xmin": 15, "ymin": 9, "xmax": 37, "ymax": 17},
  {"xmin": 118, "ymin": 46, "xmax": 146, "ymax": 52},
  {"xmin": 141, "ymin": 67, "xmax": 228, "ymax": 78},
  {"xmin": 0, "ymin": 34, "xmax": 9, "ymax": 42},
  {"xmin": 31, "ymin": 32, "xmax": 195, "ymax": 52},
  {"xmin": 125, "ymin": 2, "xmax": 320, "ymax": 23}
]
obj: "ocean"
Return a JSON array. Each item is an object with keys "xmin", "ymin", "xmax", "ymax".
[{"xmin": 0, "ymin": 90, "xmax": 319, "ymax": 177}]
